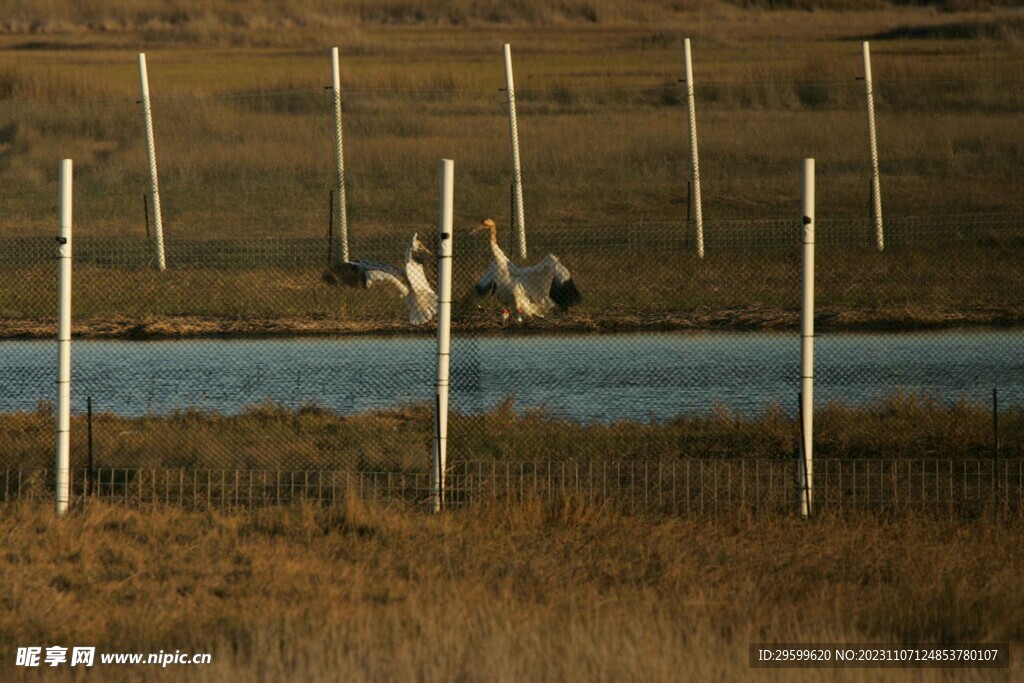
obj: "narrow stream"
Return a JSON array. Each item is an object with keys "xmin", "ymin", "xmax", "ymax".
[{"xmin": 3, "ymin": 330, "xmax": 1021, "ymax": 422}]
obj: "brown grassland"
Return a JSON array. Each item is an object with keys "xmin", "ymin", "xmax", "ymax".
[
  {"xmin": 1, "ymin": 501, "xmax": 1023, "ymax": 680},
  {"xmin": 3, "ymin": 393, "xmax": 1022, "ymax": 471},
  {"xmin": 1, "ymin": 0, "xmax": 1023, "ymax": 335}
]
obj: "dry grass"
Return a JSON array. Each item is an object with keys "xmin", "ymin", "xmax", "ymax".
[
  {"xmin": 1, "ymin": 500, "xmax": 1022, "ymax": 681},
  {"xmin": 0, "ymin": 2, "xmax": 1022, "ymax": 241},
  {"xmin": 2, "ymin": 393, "xmax": 1020, "ymax": 471},
  {"xmin": 2, "ymin": 234, "xmax": 1022, "ymax": 335}
]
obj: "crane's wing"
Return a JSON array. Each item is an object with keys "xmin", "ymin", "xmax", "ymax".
[
  {"xmin": 508, "ymin": 259, "xmax": 557, "ymax": 309},
  {"xmin": 540, "ymin": 254, "xmax": 582, "ymax": 310},
  {"xmin": 407, "ymin": 290, "xmax": 438, "ymax": 325},
  {"xmin": 474, "ymin": 260, "xmax": 498, "ymax": 296},
  {"xmin": 349, "ymin": 260, "xmax": 409, "ymax": 297}
]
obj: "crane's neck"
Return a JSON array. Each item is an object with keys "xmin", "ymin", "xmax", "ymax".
[
  {"xmin": 485, "ymin": 223, "xmax": 509, "ymax": 263},
  {"xmin": 405, "ymin": 256, "xmax": 431, "ymax": 294}
]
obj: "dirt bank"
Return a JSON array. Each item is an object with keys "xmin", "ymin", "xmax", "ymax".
[{"xmin": 3, "ymin": 305, "xmax": 1024, "ymax": 339}]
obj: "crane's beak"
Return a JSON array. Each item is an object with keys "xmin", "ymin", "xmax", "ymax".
[
  {"xmin": 472, "ymin": 222, "xmax": 490, "ymax": 234},
  {"xmin": 417, "ymin": 242, "xmax": 432, "ymax": 256}
]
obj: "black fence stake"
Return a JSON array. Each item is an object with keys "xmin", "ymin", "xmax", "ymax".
[
  {"xmin": 687, "ymin": 179, "xmax": 692, "ymax": 225},
  {"xmin": 327, "ymin": 189, "xmax": 335, "ymax": 267},
  {"xmin": 509, "ymin": 181, "xmax": 515, "ymax": 248},
  {"xmin": 142, "ymin": 193, "xmax": 150, "ymax": 241},
  {"xmin": 87, "ymin": 396, "xmax": 94, "ymax": 498},
  {"xmin": 993, "ymin": 387, "xmax": 1000, "ymax": 457}
]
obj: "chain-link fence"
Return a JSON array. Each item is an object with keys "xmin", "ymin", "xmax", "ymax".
[{"xmin": 1, "ymin": 74, "xmax": 1022, "ymax": 513}]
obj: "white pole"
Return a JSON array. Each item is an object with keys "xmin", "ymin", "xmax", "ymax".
[
  {"xmin": 56, "ymin": 159, "xmax": 73, "ymax": 517},
  {"xmin": 330, "ymin": 47, "xmax": 350, "ymax": 265},
  {"xmin": 503, "ymin": 44, "xmax": 527, "ymax": 259},
  {"xmin": 432, "ymin": 159, "xmax": 454, "ymax": 513},
  {"xmin": 799, "ymin": 158, "xmax": 815, "ymax": 518},
  {"xmin": 137, "ymin": 53, "xmax": 166, "ymax": 271},
  {"xmin": 863, "ymin": 41, "xmax": 884, "ymax": 252},
  {"xmin": 684, "ymin": 38, "xmax": 705, "ymax": 259}
]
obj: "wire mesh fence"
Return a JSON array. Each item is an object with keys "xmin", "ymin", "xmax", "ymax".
[
  {"xmin": 1, "ymin": 75, "xmax": 1022, "ymax": 513},
  {"xmin": 4, "ymin": 457, "xmax": 1023, "ymax": 516}
]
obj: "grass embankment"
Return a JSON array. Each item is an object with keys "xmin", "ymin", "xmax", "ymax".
[
  {"xmin": 2, "ymin": 237, "xmax": 1021, "ymax": 337},
  {"xmin": 3, "ymin": 394, "xmax": 1020, "ymax": 471},
  {"xmin": 1, "ymin": 502, "xmax": 1022, "ymax": 681}
]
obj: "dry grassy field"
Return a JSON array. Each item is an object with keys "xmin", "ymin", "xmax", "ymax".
[
  {"xmin": 1, "ymin": 1, "xmax": 1023, "ymax": 334},
  {"xmin": 1, "ymin": 501, "xmax": 1023, "ymax": 681},
  {"xmin": 2, "ymin": 2, "xmax": 1022, "ymax": 233},
  {"xmin": 3, "ymin": 394, "xmax": 1021, "ymax": 471}
]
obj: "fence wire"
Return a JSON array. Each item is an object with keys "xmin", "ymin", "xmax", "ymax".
[
  {"xmin": 4, "ymin": 458, "xmax": 1023, "ymax": 516},
  {"xmin": 1, "ymin": 78, "xmax": 1022, "ymax": 512}
]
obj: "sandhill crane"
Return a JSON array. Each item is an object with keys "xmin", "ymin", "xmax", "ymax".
[
  {"xmin": 322, "ymin": 233, "xmax": 437, "ymax": 325},
  {"xmin": 473, "ymin": 218, "xmax": 581, "ymax": 323}
]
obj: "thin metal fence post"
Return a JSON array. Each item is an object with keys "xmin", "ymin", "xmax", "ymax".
[
  {"xmin": 868, "ymin": 462, "xmax": 876, "ymax": 509},
  {"xmin": 993, "ymin": 388, "xmax": 1000, "ymax": 456},
  {"xmin": 644, "ymin": 460, "xmax": 650, "ymax": 512},
  {"xmin": 86, "ymin": 395, "xmax": 93, "ymax": 497},
  {"xmin": 699, "ymin": 460, "xmax": 704, "ymax": 513},
  {"xmin": 603, "ymin": 460, "xmax": 607, "ymax": 502},
  {"xmin": 946, "ymin": 458, "xmax": 954, "ymax": 511},
  {"xmin": 753, "ymin": 460, "xmax": 758, "ymax": 509},
  {"xmin": 728, "ymin": 460, "xmax": 733, "ymax": 508},
  {"xmin": 657, "ymin": 460, "xmax": 663, "ymax": 512},
  {"xmin": 672, "ymin": 461, "xmax": 678, "ymax": 515},
  {"xmin": 630, "ymin": 461, "xmax": 636, "ymax": 514},
  {"xmin": 589, "ymin": 460, "xmax": 594, "ymax": 507}
]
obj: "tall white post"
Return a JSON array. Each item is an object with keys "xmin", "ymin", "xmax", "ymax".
[
  {"xmin": 330, "ymin": 47, "xmax": 350, "ymax": 265},
  {"xmin": 799, "ymin": 158, "xmax": 815, "ymax": 519},
  {"xmin": 684, "ymin": 38, "xmax": 705, "ymax": 259},
  {"xmin": 503, "ymin": 44, "xmax": 527, "ymax": 259},
  {"xmin": 432, "ymin": 159, "xmax": 454, "ymax": 513},
  {"xmin": 862, "ymin": 41, "xmax": 884, "ymax": 252},
  {"xmin": 137, "ymin": 53, "xmax": 166, "ymax": 271},
  {"xmin": 56, "ymin": 159, "xmax": 73, "ymax": 517}
]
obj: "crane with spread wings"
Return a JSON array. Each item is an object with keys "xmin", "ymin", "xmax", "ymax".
[
  {"xmin": 473, "ymin": 218, "xmax": 581, "ymax": 324},
  {"xmin": 323, "ymin": 233, "xmax": 437, "ymax": 325}
]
